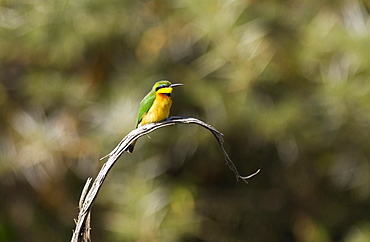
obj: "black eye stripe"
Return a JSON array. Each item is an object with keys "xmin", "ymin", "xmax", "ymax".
[{"xmin": 155, "ymin": 84, "xmax": 169, "ymax": 91}]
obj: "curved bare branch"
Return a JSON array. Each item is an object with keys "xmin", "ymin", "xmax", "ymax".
[{"xmin": 71, "ymin": 116, "xmax": 259, "ymax": 242}]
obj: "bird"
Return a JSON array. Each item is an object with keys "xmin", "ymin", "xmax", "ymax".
[{"xmin": 127, "ymin": 80, "xmax": 183, "ymax": 153}]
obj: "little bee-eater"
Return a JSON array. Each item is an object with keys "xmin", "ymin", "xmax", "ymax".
[{"xmin": 127, "ymin": 80, "xmax": 183, "ymax": 153}]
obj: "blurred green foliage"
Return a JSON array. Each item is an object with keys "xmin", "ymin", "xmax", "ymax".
[{"xmin": 1, "ymin": 0, "xmax": 370, "ymax": 241}]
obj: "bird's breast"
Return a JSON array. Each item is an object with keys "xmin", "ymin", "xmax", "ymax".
[{"xmin": 139, "ymin": 94, "xmax": 172, "ymax": 126}]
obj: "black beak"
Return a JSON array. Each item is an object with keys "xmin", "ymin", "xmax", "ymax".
[{"xmin": 170, "ymin": 83, "xmax": 183, "ymax": 88}]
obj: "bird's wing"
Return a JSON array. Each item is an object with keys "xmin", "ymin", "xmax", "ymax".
[{"xmin": 136, "ymin": 91, "xmax": 156, "ymax": 127}]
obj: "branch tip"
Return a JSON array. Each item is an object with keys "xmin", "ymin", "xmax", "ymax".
[{"xmin": 238, "ymin": 169, "xmax": 260, "ymax": 183}]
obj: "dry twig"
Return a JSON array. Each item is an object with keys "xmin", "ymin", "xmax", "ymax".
[{"xmin": 71, "ymin": 116, "xmax": 259, "ymax": 242}]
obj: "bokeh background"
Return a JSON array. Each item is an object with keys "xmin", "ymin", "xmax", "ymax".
[{"xmin": 1, "ymin": 0, "xmax": 370, "ymax": 241}]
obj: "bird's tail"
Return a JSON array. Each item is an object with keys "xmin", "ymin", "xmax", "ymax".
[{"xmin": 126, "ymin": 140, "xmax": 137, "ymax": 153}]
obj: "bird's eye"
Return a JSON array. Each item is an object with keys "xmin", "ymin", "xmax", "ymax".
[{"xmin": 155, "ymin": 84, "xmax": 168, "ymax": 91}]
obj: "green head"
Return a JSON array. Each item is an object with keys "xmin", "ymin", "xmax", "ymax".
[{"xmin": 152, "ymin": 80, "xmax": 183, "ymax": 95}]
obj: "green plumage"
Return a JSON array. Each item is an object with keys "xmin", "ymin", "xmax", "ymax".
[{"xmin": 135, "ymin": 89, "xmax": 156, "ymax": 128}]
